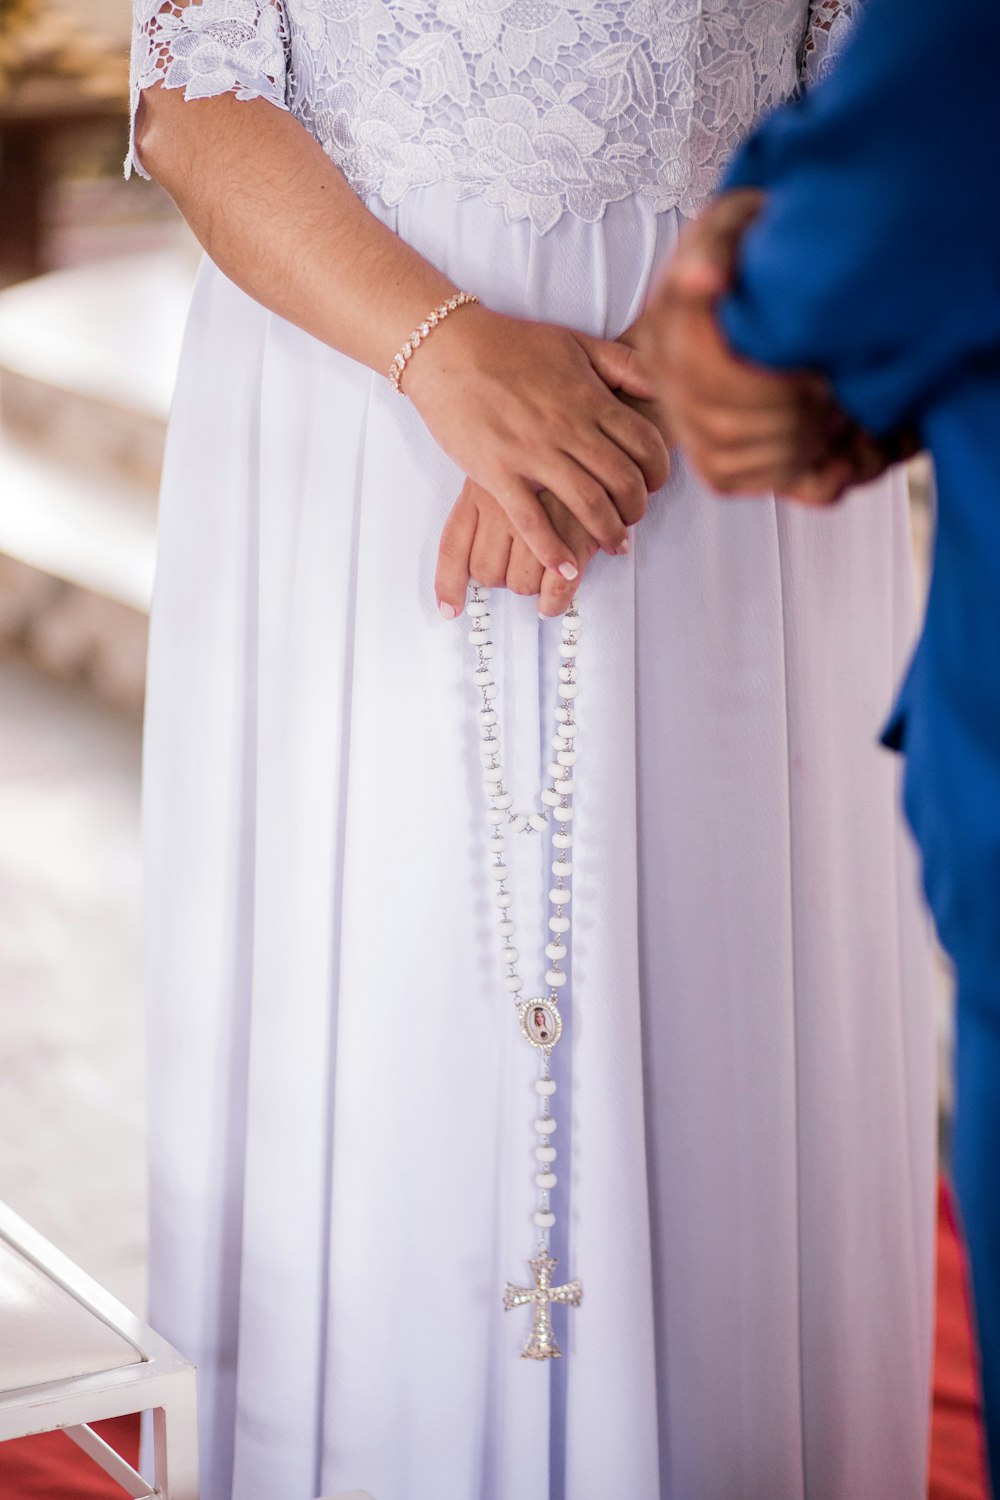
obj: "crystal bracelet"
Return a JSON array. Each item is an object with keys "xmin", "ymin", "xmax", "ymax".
[{"xmin": 387, "ymin": 291, "xmax": 480, "ymax": 393}]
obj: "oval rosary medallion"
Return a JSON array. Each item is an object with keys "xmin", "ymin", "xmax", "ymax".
[{"xmin": 519, "ymin": 998, "xmax": 563, "ymax": 1050}]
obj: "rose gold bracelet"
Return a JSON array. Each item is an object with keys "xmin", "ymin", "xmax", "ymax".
[{"xmin": 388, "ymin": 291, "xmax": 480, "ymax": 394}]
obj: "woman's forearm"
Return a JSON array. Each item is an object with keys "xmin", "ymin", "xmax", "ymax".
[
  {"xmin": 136, "ymin": 86, "xmax": 458, "ymax": 373},
  {"xmin": 137, "ymin": 85, "xmax": 670, "ymax": 569}
]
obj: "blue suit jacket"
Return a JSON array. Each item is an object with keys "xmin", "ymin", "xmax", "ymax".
[{"xmin": 719, "ymin": 2, "xmax": 1000, "ymax": 1485}]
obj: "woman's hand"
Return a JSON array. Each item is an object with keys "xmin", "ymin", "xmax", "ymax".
[
  {"xmin": 435, "ymin": 478, "xmax": 600, "ymax": 619},
  {"xmin": 407, "ymin": 308, "xmax": 669, "ymax": 577}
]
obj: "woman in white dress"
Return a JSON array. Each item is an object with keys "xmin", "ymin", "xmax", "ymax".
[{"xmin": 130, "ymin": 2, "xmax": 937, "ymax": 1497}]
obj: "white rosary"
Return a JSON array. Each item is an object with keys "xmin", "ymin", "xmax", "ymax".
[{"xmin": 466, "ymin": 584, "xmax": 583, "ymax": 1360}]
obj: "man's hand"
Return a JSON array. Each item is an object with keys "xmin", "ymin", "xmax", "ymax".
[
  {"xmin": 435, "ymin": 479, "xmax": 600, "ymax": 620},
  {"xmin": 630, "ymin": 189, "xmax": 904, "ymax": 504}
]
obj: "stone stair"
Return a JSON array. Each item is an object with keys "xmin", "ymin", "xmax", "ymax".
[{"xmin": 0, "ymin": 248, "xmax": 197, "ymax": 712}]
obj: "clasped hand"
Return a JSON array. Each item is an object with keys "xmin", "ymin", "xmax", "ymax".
[
  {"xmin": 628, "ymin": 189, "xmax": 918, "ymax": 506},
  {"xmin": 426, "ymin": 194, "xmax": 916, "ymax": 621},
  {"xmin": 406, "ymin": 308, "xmax": 670, "ymax": 619}
]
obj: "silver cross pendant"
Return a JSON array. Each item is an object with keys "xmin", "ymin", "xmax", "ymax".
[{"xmin": 503, "ymin": 1252, "xmax": 582, "ymax": 1360}]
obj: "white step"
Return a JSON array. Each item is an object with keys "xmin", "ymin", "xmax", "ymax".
[
  {"xmin": 0, "ymin": 249, "xmax": 196, "ymax": 493},
  {"xmin": 0, "ymin": 431, "xmax": 154, "ymax": 611},
  {"xmin": 0, "ymin": 431, "xmax": 154, "ymax": 711}
]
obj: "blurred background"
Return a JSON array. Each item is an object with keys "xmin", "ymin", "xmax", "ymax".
[
  {"xmin": 0, "ymin": 0, "xmax": 197, "ymax": 1316},
  {"xmin": 0, "ymin": 0, "xmax": 948, "ymax": 1332}
]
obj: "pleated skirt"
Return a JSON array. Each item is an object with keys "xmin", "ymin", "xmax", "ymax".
[{"xmin": 143, "ymin": 185, "xmax": 936, "ymax": 1500}]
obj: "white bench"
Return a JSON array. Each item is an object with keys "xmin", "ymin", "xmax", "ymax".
[{"xmin": 0, "ymin": 1200, "xmax": 198, "ymax": 1498}]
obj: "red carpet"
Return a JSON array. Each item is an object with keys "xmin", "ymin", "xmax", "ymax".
[
  {"xmin": 0, "ymin": 1179, "xmax": 988, "ymax": 1497},
  {"xmin": 0, "ymin": 1415, "xmax": 141, "ymax": 1498},
  {"xmin": 930, "ymin": 1179, "xmax": 989, "ymax": 1500}
]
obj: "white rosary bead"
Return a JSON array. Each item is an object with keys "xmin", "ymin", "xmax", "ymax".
[
  {"xmin": 546, "ymin": 969, "xmax": 567, "ymax": 987},
  {"xmin": 558, "ymin": 665, "xmax": 575, "ymax": 682},
  {"xmin": 545, "ymin": 942, "xmax": 567, "ymax": 960},
  {"xmin": 469, "ymin": 628, "xmax": 490, "ymax": 645},
  {"xmin": 547, "ymin": 761, "xmax": 562, "ymax": 778},
  {"xmin": 559, "ymin": 642, "xmax": 579, "ymax": 658},
  {"xmin": 495, "ymin": 892, "xmax": 513, "ymax": 909},
  {"xmin": 509, "ymin": 815, "xmax": 528, "ymax": 833},
  {"xmin": 502, "ymin": 946, "xmax": 518, "ymax": 964},
  {"xmin": 549, "ymin": 887, "xmax": 571, "ymax": 905},
  {"xmin": 536, "ymin": 1145, "xmax": 557, "ymax": 1162},
  {"xmin": 555, "ymin": 778, "xmax": 573, "ymax": 795},
  {"xmin": 479, "ymin": 709, "xmax": 498, "ymax": 726},
  {"xmin": 528, "ymin": 813, "xmax": 548, "ymax": 832},
  {"xmin": 559, "ymin": 682, "xmax": 580, "ymax": 699},
  {"xmin": 475, "ymin": 613, "xmax": 493, "ymax": 631},
  {"xmin": 489, "ymin": 836, "xmax": 505, "ymax": 853},
  {"xmin": 557, "ymin": 750, "xmax": 577, "ymax": 767},
  {"xmin": 483, "ymin": 682, "xmax": 499, "ymax": 700},
  {"xmin": 535, "ymin": 1117, "xmax": 557, "ymax": 1135},
  {"xmin": 534, "ymin": 1211, "xmax": 556, "ymax": 1229},
  {"xmin": 560, "ymin": 722, "xmax": 579, "ymax": 738},
  {"xmin": 535, "ymin": 1079, "xmax": 557, "ymax": 1096},
  {"xmin": 553, "ymin": 832, "xmax": 573, "ymax": 850},
  {"xmin": 541, "ymin": 789, "xmax": 561, "ymax": 807},
  {"xmin": 554, "ymin": 805, "xmax": 574, "ymax": 822},
  {"xmin": 551, "ymin": 860, "xmax": 572, "ymax": 877},
  {"xmin": 505, "ymin": 975, "xmax": 523, "ymax": 992},
  {"xmin": 498, "ymin": 920, "xmax": 515, "ymax": 936},
  {"xmin": 479, "ymin": 642, "xmax": 496, "ymax": 659},
  {"xmin": 480, "ymin": 750, "xmax": 499, "ymax": 768},
  {"xmin": 468, "ymin": 601, "xmax": 489, "ymax": 618},
  {"xmin": 555, "ymin": 707, "xmax": 573, "ymax": 723},
  {"xmin": 488, "ymin": 809, "xmax": 506, "ymax": 825},
  {"xmin": 491, "ymin": 792, "xmax": 513, "ymax": 809},
  {"xmin": 549, "ymin": 914, "xmax": 571, "ymax": 932},
  {"xmin": 535, "ymin": 1172, "xmax": 557, "ymax": 1190},
  {"xmin": 490, "ymin": 864, "xmax": 509, "ymax": 880},
  {"xmin": 483, "ymin": 768, "xmax": 504, "ymax": 785}
]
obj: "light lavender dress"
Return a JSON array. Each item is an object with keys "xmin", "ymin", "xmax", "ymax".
[{"xmin": 130, "ymin": 2, "xmax": 936, "ymax": 1496}]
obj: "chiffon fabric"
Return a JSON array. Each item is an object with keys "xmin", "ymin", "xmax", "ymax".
[{"xmin": 143, "ymin": 186, "xmax": 936, "ymax": 1500}]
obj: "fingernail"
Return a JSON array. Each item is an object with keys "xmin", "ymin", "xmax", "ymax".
[
  {"xmin": 438, "ymin": 600, "xmax": 457, "ymax": 620},
  {"xmin": 558, "ymin": 561, "xmax": 579, "ymax": 581},
  {"xmin": 616, "ymin": 537, "xmax": 631, "ymax": 556}
]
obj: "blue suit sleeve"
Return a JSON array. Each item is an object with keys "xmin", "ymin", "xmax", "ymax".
[{"xmin": 719, "ymin": 0, "xmax": 1000, "ymax": 434}]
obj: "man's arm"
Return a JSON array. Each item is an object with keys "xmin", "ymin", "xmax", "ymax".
[
  {"xmin": 635, "ymin": 0, "xmax": 1000, "ymax": 502},
  {"xmin": 720, "ymin": 0, "xmax": 1000, "ymax": 437},
  {"xmin": 632, "ymin": 193, "xmax": 917, "ymax": 502}
]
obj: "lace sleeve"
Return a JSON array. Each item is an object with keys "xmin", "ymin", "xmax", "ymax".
[
  {"xmin": 800, "ymin": 0, "xmax": 863, "ymax": 88},
  {"xmin": 126, "ymin": 0, "xmax": 290, "ymax": 179}
]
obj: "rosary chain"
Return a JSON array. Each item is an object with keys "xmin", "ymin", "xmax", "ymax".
[{"xmin": 467, "ymin": 586, "xmax": 581, "ymax": 1253}]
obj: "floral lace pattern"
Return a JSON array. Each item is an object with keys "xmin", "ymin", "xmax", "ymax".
[
  {"xmin": 130, "ymin": 0, "xmax": 861, "ymax": 229},
  {"xmin": 802, "ymin": 0, "xmax": 860, "ymax": 84},
  {"xmin": 128, "ymin": 0, "xmax": 290, "ymax": 175}
]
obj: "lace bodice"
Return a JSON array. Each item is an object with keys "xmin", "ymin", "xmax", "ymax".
[{"xmin": 129, "ymin": 0, "xmax": 861, "ymax": 231}]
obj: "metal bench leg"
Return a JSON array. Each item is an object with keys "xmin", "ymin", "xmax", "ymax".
[{"xmin": 152, "ymin": 1370, "xmax": 200, "ymax": 1500}]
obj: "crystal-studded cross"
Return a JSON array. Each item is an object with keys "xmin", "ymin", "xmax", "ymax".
[{"xmin": 503, "ymin": 1253, "xmax": 582, "ymax": 1360}]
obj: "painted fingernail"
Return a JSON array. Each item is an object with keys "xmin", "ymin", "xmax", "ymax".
[
  {"xmin": 558, "ymin": 561, "xmax": 579, "ymax": 581},
  {"xmin": 438, "ymin": 600, "xmax": 457, "ymax": 620},
  {"xmin": 616, "ymin": 537, "xmax": 631, "ymax": 556}
]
